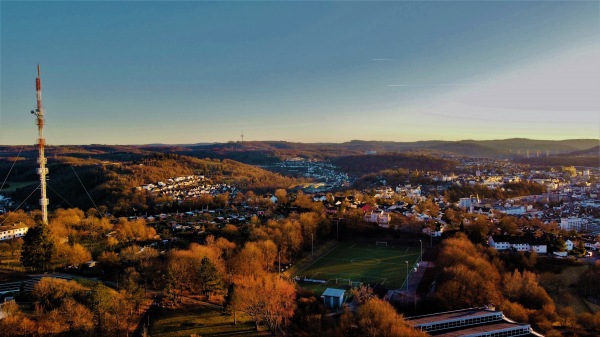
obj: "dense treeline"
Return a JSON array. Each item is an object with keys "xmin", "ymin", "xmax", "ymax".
[
  {"xmin": 332, "ymin": 153, "xmax": 457, "ymax": 177},
  {"xmin": 353, "ymin": 168, "xmax": 438, "ymax": 190}
]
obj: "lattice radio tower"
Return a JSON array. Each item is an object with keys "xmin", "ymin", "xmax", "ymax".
[{"xmin": 31, "ymin": 65, "xmax": 49, "ymax": 224}]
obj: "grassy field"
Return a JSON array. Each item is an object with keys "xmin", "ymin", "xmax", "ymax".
[
  {"xmin": 149, "ymin": 303, "xmax": 260, "ymax": 337},
  {"xmin": 294, "ymin": 241, "xmax": 421, "ymax": 295},
  {"xmin": 0, "ymin": 181, "xmax": 36, "ymax": 193},
  {"xmin": 549, "ymin": 265, "xmax": 596, "ymax": 314}
]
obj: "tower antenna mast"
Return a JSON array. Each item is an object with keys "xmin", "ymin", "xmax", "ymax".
[{"xmin": 31, "ymin": 65, "xmax": 49, "ymax": 224}]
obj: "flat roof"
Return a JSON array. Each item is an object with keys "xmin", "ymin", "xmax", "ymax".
[
  {"xmin": 322, "ymin": 288, "xmax": 345, "ymax": 297},
  {"xmin": 432, "ymin": 322, "xmax": 529, "ymax": 337},
  {"xmin": 408, "ymin": 308, "xmax": 500, "ymax": 326},
  {"xmin": 0, "ymin": 224, "xmax": 29, "ymax": 231}
]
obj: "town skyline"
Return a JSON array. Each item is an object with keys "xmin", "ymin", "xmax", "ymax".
[{"xmin": 1, "ymin": 1, "xmax": 599, "ymax": 145}]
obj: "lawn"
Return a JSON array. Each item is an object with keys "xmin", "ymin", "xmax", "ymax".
[
  {"xmin": 549, "ymin": 265, "xmax": 597, "ymax": 314},
  {"xmin": 0, "ymin": 181, "xmax": 36, "ymax": 193},
  {"xmin": 149, "ymin": 303, "xmax": 261, "ymax": 337},
  {"xmin": 294, "ymin": 241, "xmax": 421, "ymax": 295}
]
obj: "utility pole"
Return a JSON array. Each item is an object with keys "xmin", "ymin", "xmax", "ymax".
[
  {"xmin": 311, "ymin": 234, "xmax": 314, "ymax": 257},
  {"xmin": 31, "ymin": 65, "xmax": 48, "ymax": 225},
  {"xmin": 278, "ymin": 250, "xmax": 281, "ymax": 275},
  {"xmin": 419, "ymin": 239, "xmax": 422, "ymax": 262},
  {"xmin": 405, "ymin": 261, "xmax": 409, "ymax": 291}
]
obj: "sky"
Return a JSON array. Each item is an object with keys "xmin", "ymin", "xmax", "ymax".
[{"xmin": 1, "ymin": 1, "xmax": 599, "ymax": 145}]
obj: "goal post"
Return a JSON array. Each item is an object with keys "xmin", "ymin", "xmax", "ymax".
[{"xmin": 375, "ymin": 241, "xmax": 388, "ymax": 247}]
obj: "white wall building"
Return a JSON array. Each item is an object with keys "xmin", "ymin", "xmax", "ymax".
[
  {"xmin": 560, "ymin": 217, "xmax": 588, "ymax": 232},
  {"xmin": 0, "ymin": 225, "xmax": 29, "ymax": 241}
]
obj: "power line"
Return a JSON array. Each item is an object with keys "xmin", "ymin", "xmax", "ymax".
[{"xmin": 0, "ymin": 147, "xmax": 23, "ymax": 192}]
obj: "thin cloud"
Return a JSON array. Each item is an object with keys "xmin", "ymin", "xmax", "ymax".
[{"xmin": 387, "ymin": 84, "xmax": 472, "ymax": 87}]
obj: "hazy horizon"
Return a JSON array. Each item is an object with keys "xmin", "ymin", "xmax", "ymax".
[
  {"xmin": 2, "ymin": 1, "xmax": 599, "ymax": 145},
  {"xmin": 2, "ymin": 137, "xmax": 599, "ymax": 148}
]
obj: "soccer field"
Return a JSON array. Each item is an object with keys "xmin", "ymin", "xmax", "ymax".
[{"xmin": 295, "ymin": 241, "xmax": 421, "ymax": 294}]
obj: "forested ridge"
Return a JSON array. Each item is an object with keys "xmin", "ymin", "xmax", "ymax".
[{"xmin": 2, "ymin": 152, "xmax": 303, "ymax": 215}]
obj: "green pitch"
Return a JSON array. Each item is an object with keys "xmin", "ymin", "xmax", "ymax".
[{"xmin": 295, "ymin": 241, "xmax": 421, "ymax": 294}]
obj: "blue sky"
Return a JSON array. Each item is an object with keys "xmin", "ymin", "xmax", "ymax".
[{"xmin": 1, "ymin": 1, "xmax": 598, "ymax": 145}]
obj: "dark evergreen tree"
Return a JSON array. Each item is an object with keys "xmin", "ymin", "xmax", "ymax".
[
  {"xmin": 20, "ymin": 224, "xmax": 55, "ymax": 270},
  {"xmin": 198, "ymin": 256, "xmax": 222, "ymax": 297},
  {"xmin": 223, "ymin": 283, "xmax": 239, "ymax": 324}
]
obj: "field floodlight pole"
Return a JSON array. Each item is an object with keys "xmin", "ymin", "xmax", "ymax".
[
  {"xmin": 32, "ymin": 65, "xmax": 49, "ymax": 225},
  {"xmin": 405, "ymin": 261, "xmax": 409, "ymax": 291}
]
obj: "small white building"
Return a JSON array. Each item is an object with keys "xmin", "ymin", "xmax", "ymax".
[
  {"xmin": 565, "ymin": 240, "xmax": 574, "ymax": 251},
  {"xmin": 322, "ymin": 288, "xmax": 346, "ymax": 309}
]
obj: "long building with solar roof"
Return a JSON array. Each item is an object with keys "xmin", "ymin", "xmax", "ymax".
[{"xmin": 406, "ymin": 307, "xmax": 544, "ymax": 337}]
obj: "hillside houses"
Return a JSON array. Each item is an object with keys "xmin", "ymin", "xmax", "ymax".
[
  {"xmin": 137, "ymin": 175, "xmax": 237, "ymax": 204},
  {"xmin": 263, "ymin": 159, "xmax": 352, "ymax": 190}
]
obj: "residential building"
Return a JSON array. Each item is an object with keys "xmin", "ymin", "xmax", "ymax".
[
  {"xmin": 488, "ymin": 235, "xmax": 548, "ymax": 254},
  {"xmin": 0, "ymin": 224, "xmax": 29, "ymax": 241},
  {"xmin": 560, "ymin": 217, "xmax": 588, "ymax": 232}
]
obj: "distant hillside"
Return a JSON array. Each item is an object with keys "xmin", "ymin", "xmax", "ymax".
[
  {"xmin": 516, "ymin": 145, "xmax": 599, "ymax": 167},
  {"xmin": 563, "ymin": 145, "xmax": 600, "ymax": 156},
  {"xmin": 475, "ymin": 138, "xmax": 599, "ymax": 154},
  {"xmin": 1, "ymin": 151, "xmax": 302, "ymax": 214},
  {"xmin": 142, "ymin": 138, "xmax": 599, "ymax": 163},
  {"xmin": 331, "ymin": 153, "xmax": 458, "ymax": 177},
  {"xmin": 425, "ymin": 141, "xmax": 503, "ymax": 157}
]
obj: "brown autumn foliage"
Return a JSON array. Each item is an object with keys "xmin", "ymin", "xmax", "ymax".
[
  {"xmin": 340, "ymin": 297, "xmax": 428, "ymax": 337},
  {"xmin": 54, "ymin": 242, "xmax": 92, "ymax": 268},
  {"xmin": 234, "ymin": 273, "xmax": 296, "ymax": 332},
  {"xmin": 231, "ymin": 240, "xmax": 278, "ymax": 276},
  {"xmin": 166, "ymin": 243, "xmax": 226, "ymax": 296},
  {"xmin": 114, "ymin": 218, "xmax": 157, "ymax": 242},
  {"xmin": 59, "ymin": 297, "xmax": 95, "ymax": 334},
  {"xmin": 502, "ymin": 269, "xmax": 553, "ymax": 310},
  {"xmin": 432, "ymin": 234, "xmax": 501, "ymax": 309},
  {"xmin": 33, "ymin": 278, "xmax": 87, "ymax": 311},
  {"xmin": 0, "ymin": 301, "xmax": 36, "ymax": 337}
]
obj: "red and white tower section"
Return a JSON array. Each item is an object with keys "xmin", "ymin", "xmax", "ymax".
[{"xmin": 32, "ymin": 65, "xmax": 49, "ymax": 224}]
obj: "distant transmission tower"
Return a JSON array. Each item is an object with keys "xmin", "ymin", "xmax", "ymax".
[
  {"xmin": 241, "ymin": 131, "xmax": 244, "ymax": 143},
  {"xmin": 31, "ymin": 65, "xmax": 49, "ymax": 225}
]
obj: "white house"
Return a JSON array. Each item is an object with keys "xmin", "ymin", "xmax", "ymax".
[
  {"xmin": 565, "ymin": 240, "xmax": 574, "ymax": 251},
  {"xmin": 583, "ymin": 240, "xmax": 600, "ymax": 251},
  {"xmin": 488, "ymin": 235, "xmax": 547, "ymax": 254},
  {"xmin": 364, "ymin": 211, "xmax": 391, "ymax": 228},
  {"xmin": 0, "ymin": 224, "xmax": 29, "ymax": 241}
]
